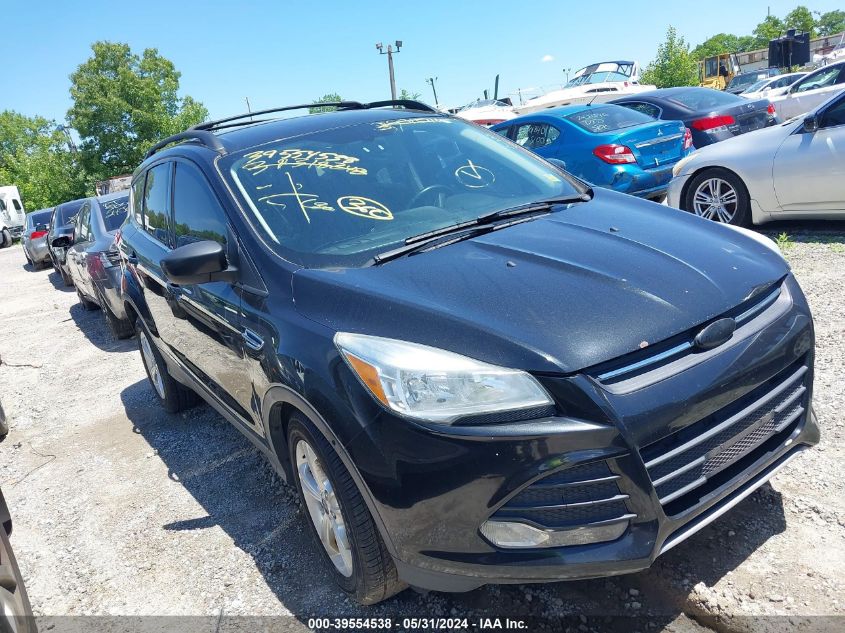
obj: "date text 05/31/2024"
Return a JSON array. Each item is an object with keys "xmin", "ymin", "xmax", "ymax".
[{"xmin": 307, "ymin": 617, "xmax": 529, "ymax": 630}]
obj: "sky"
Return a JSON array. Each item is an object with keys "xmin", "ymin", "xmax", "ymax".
[{"xmin": 2, "ymin": 0, "xmax": 844, "ymax": 124}]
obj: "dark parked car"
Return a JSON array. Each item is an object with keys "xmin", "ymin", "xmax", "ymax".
[
  {"xmin": 610, "ymin": 87, "xmax": 778, "ymax": 147},
  {"xmin": 726, "ymin": 68, "xmax": 780, "ymax": 94},
  {"xmin": 47, "ymin": 198, "xmax": 86, "ymax": 286},
  {"xmin": 119, "ymin": 101, "xmax": 818, "ymax": 604},
  {"xmin": 55, "ymin": 192, "xmax": 132, "ymax": 338},
  {"xmin": 1, "ymin": 487, "xmax": 36, "ymax": 633},
  {"xmin": 21, "ymin": 208, "xmax": 53, "ymax": 269}
]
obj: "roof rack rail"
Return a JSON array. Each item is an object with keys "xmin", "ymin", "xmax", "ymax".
[
  {"xmin": 144, "ymin": 130, "xmax": 226, "ymax": 160},
  {"xmin": 144, "ymin": 99, "xmax": 439, "ymax": 160},
  {"xmin": 190, "ymin": 99, "xmax": 438, "ymax": 132}
]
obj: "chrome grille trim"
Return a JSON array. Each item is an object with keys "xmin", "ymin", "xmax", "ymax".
[{"xmin": 642, "ymin": 363, "xmax": 809, "ymax": 509}]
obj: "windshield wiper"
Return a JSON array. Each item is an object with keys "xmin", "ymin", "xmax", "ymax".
[
  {"xmin": 370, "ymin": 192, "xmax": 592, "ymax": 266},
  {"xmin": 475, "ymin": 193, "xmax": 592, "ymax": 224}
]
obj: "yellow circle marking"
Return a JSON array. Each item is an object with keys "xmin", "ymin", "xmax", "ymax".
[{"xmin": 337, "ymin": 196, "xmax": 393, "ymax": 221}]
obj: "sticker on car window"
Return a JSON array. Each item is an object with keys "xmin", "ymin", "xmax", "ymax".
[
  {"xmin": 337, "ymin": 196, "xmax": 393, "ymax": 221},
  {"xmin": 240, "ymin": 149, "xmax": 368, "ymax": 176},
  {"xmin": 455, "ymin": 160, "xmax": 495, "ymax": 188},
  {"xmin": 101, "ymin": 198, "xmax": 128, "ymax": 217},
  {"xmin": 374, "ymin": 118, "xmax": 453, "ymax": 131}
]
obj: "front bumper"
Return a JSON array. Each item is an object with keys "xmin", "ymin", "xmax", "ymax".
[
  {"xmin": 666, "ymin": 172, "xmax": 690, "ymax": 209},
  {"xmin": 342, "ymin": 275, "xmax": 818, "ymax": 591}
]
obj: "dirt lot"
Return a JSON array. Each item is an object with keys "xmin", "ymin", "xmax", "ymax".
[{"xmin": 0, "ymin": 225, "xmax": 843, "ymax": 632}]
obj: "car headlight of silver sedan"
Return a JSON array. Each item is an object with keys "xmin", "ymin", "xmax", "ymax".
[{"xmin": 335, "ymin": 332, "xmax": 553, "ymax": 424}]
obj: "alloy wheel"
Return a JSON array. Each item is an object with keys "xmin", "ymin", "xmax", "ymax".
[
  {"xmin": 692, "ymin": 177, "xmax": 738, "ymax": 223},
  {"xmin": 295, "ymin": 438, "xmax": 353, "ymax": 577},
  {"xmin": 138, "ymin": 330, "xmax": 165, "ymax": 399}
]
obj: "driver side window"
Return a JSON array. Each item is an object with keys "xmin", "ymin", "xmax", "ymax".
[{"xmin": 820, "ymin": 94, "xmax": 845, "ymax": 129}]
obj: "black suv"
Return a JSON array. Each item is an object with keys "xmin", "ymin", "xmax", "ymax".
[{"xmin": 118, "ymin": 100, "xmax": 818, "ymax": 604}]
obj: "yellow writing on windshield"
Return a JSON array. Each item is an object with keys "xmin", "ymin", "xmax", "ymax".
[
  {"xmin": 337, "ymin": 196, "xmax": 393, "ymax": 221},
  {"xmin": 258, "ymin": 172, "xmax": 335, "ymax": 224},
  {"xmin": 241, "ymin": 149, "xmax": 367, "ymax": 176},
  {"xmin": 374, "ymin": 118, "xmax": 453, "ymax": 131}
]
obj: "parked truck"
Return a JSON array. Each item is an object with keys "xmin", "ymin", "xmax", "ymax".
[{"xmin": 0, "ymin": 186, "xmax": 26, "ymax": 248}]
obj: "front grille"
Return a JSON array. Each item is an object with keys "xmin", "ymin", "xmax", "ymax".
[
  {"xmin": 641, "ymin": 361, "xmax": 808, "ymax": 514},
  {"xmin": 491, "ymin": 460, "xmax": 635, "ymax": 529}
]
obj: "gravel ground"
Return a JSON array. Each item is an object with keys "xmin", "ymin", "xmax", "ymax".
[{"xmin": 0, "ymin": 224, "xmax": 843, "ymax": 632}]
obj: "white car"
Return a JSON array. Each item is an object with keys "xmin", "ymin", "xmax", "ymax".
[
  {"xmin": 667, "ymin": 89, "xmax": 845, "ymax": 225},
  {"xmin": 769, "ymin": 61, "xmax": 845, "ymax": 120},
  {"xmin": 741, "ymin": 72, "xmax": 806, "ymax": 100}
]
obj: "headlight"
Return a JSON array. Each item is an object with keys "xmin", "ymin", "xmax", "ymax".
[
  {"xmin": 335, "ymin": 333, "xmax": 553, "ymax": 424},
  {"xmin": 672, "ymin": 153, "xmax": 697, "ymax": 178}
]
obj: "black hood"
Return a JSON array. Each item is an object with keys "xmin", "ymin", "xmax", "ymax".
[{"xmin": 293, "ymin": 190, "xmax": 788, "ymax": 374}]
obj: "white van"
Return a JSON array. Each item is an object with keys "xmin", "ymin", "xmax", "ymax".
[{"xmin": 0, "ymin": 186, "xmax": 26, "ymax": 248}]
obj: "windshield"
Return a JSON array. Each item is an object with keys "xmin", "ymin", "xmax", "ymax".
[
  {"xmin": 565, "ymin": 105, "xmax": 654, "ymax": 132},
  {"xmin": 100, "ymin": 195, "xmax": 129, "ymax": 232},
  {"xmin": 566, "ymin": 62, "xmax": 634, "ymax": 87},
  {"xmin": 56, "ymin": 199, "xmax": 85, "ymax": 226},
  {"xmin": 458, "ymin": 99, "xmax": 510, "ymax": 111},
  {"xmin": 224, "ymin": 115, "xmax": 582, "ymax": 268}
]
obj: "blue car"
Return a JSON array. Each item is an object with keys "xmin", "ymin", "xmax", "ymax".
[{"xmin": 492, "ymin": 104, "xmax": 693, "ymax": 200}]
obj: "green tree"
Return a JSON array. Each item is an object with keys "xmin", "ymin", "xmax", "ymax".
[
  {"xmin": 309, "ymin": 93, "xmax": 344, "ymax": 113},
  {"xmin": 398, "ymin": 89, "xmax": 422, "ymax": 100},
  {"xmin": 0, "ymin": 111, "xmax": 88, "ymax": 209},
  {"xmin": 815, "ymin": 10, "xmax": 845, "ymax": 36},
  {"xmin": 67, "ymin": 42, "xmax": 208, "ymax": 182},
  {"xmin": 691, "ymin": 33, "xmax": 757, "ymax": 60},
  {"xmin": 784, "ymin": 5, "xmax": 816, "ymax": 36},
  {"xmin": 753, "ymin": 14, "xmax": 785, "ymax": 47},
  {"xmin": 640, "ymin": 26, "xmax": 699, "ymax": 88}
]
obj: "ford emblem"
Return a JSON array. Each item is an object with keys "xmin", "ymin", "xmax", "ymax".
[{"xmin": 693, "ymin": 318, "xmax": 736, "ymax": 351}]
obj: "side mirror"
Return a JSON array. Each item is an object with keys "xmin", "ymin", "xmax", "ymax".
[
  {"xmin": 803, "ymin": 116, "xmax": 819, "ymax": 133},
  {"xmin": 51, "ymin": 234, "xmax": 73, "ymax": 248},
  {"xmin": 160, "ymin": 240, "xmax": 237, "ymax": 286}
]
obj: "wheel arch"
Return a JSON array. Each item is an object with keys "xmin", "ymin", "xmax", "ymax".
[
  {"xmin": 261, "ymin": 384, "xmax": 399, "ymax": 558},
  {"xmin": 679, "ymin": 164, "xmax": 751, "ymax": 214}
]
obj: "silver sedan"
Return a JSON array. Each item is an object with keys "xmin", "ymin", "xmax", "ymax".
[{"xmin": 668, "ymin": 89, "xmax": 845, "ymax": 225}]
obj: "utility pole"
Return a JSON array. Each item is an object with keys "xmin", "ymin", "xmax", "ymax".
[
  {"xmin": 376, "ymin": 40, "xmax": 402, "ymax": 99},
  {"xmin": 425, "ymin": 77, "xmax": 439, "ymax": 107}
]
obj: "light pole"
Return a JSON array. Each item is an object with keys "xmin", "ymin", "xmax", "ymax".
[
  {"xmin": 425, "ymin": 77, "xmax": 439, "ymax": 107},
  {"xmin": 376, "ymin": 40, "xmax": 402, "ymax": 100}
]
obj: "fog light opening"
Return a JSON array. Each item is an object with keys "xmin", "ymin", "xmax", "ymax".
[{"xmin": 480, "ymin": 517, "xmax": 632, "ymax": 549}]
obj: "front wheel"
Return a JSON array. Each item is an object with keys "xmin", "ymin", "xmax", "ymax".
[
  {"xmin": 683, "ymin": 168, "xmax": 751, "ymax": 226},
  {"xmin": 0, "ymin": 229, "xmax": 11, "ymax": 249},
  {"xmin": 288, "ymin": 415, "xmax": 406, "ymax": 604}
]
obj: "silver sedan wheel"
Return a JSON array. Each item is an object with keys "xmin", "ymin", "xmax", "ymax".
[
  {"xmin": 295, "ymin": 439, "xmax": 353, "ymax": 577},
  {"xmin": 692, "ymin": 177, "xmax": 738, "ymax": 223},
  {"xmin": 139, "ymin": 329, "xmax": 165, "ymax": 399}
]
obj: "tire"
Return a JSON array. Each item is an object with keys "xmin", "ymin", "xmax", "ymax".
[
  {"xmin": 0, "ymin": 229, "xmax": 10, "ymax": 249},
  {"xmin": 134, "ymin": 318, "xmax": 198, "ymax": 413},
  {"xmin": 60, "ymin": 266, "xmax": 74, "ymax": 287},
  {"xmin": 99, "ymin": 291, "xmax": 134, "ymax": 340},
  {"xmin": 683, "ymin": 168, "xmax": 751, "ymax": 226},
  {"xmin": 288, "ymin": 414, "xmax": 406, "ymax": 605},
  {"xmin": 76, "ymin": 288, "xmax": 98, "ymax": 311}
]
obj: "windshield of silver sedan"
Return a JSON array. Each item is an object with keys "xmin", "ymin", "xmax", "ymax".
[{"xmin": 225, "ymin": 115, "xmax": 582, "ymax": 268}]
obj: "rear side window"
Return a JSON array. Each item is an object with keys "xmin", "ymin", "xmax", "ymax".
[
  {"xmin": 513, "ymin": 123, "xmax": 561, "ymax": 149},
  {"xmin": 143, "ymin": 163, "xmax": 172, "ymax": 245},
  {"xmin": 565, "ymin": 106, "xmax": 653, "ymax": 133},
  {"xmin": 794, "ymin": 66, "xmax": 843, "ymax": 93},
  {"xmin": 666, "ymin": 89, "xmax": 741, "ymax": 110},
  {"xmin": 172, "ymin": 162, "xmax": 228, "ymax": 247}
]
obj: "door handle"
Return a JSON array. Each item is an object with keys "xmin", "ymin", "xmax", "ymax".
[{"xmin": 242, "ymin": 328, "xmax": 264, "ymax": 352}]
